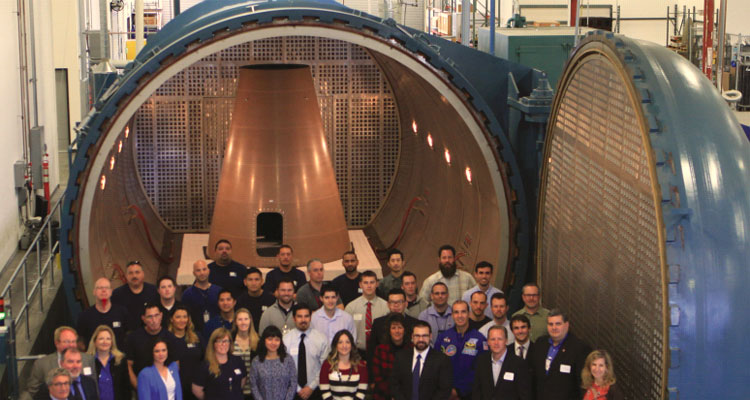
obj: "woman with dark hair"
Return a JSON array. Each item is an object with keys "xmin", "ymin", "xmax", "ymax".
[
  {"xmin": 169, "ymin": 305, "xmax": 204, "ymax": 400},
  {"xmin": 192, "ymin": 327, "xmax": 247, "ymax": 400},
  {"xmin": 581, "ymin": 349, "xmax": 621, "ymax": 400},
  {"xmin": 233, "ymin": 307, "xmax": 260, "ymax": 399},
  {"xmin": 249, "ymin": 326, "xmax": 297, "ymax": 400},
  {"xmin": 319, "ymin": 329, "xmax": 368, "ymax": 400},
  {"xmin": 87, "ymin": 325, "xmax": 130, "ymax": 400},
  {"xmin": 137, "ymin": 338, "xmax": 182, "ymax": 399},
  {"xmin": 371, "ymin": 314, "xmax": 409, "ymax": 400}
]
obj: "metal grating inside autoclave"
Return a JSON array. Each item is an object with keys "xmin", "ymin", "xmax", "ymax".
[
  {"xmin": 133, "ymin": 36, "xmax": 400, "ymax": 231},
  {"xmin": 539, "ymin": 56, "xmax": 665, "ymax": 399}
]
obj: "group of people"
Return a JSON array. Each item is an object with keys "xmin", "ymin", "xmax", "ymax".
[{"xmin": 23, "ymin": 241, "xmax": 620, "ymax": 400}]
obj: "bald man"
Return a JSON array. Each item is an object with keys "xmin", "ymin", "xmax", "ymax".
[
  {"xmin": 181, "ymin": 260, "xmax": 224, "ymax": 332},
  {"xmin": 76, "ymin": 277, "xmax": 129, "ymax": 349}
]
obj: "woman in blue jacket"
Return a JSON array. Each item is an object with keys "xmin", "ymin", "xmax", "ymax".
[{"xmin": 137, "ymin": 338, "xmax": 183, "ymax": 400}]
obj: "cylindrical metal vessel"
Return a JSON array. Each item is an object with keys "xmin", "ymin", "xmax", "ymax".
[{"xmin": 208, "ymin": 64, "xmax": 350, "ymax": 266}]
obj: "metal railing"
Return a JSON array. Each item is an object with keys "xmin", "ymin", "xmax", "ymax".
[{"xmin": 0, "ymin": 191, "xmax": 64, "ymax": 398}]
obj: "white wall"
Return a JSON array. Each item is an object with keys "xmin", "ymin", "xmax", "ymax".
[
  {"xmin": 0, "ymin": 0, "xmax": 64, "ymax": 268},
  {"xmin": 52, "ymin": 0, "xmax": 84, "ymax": 137},
  {"xmin": 0, "ymin": 0, "xmax": 29, "ymax": 265},
  {"xmin": 726, "ymin": 0, "xmax": 750, "ymax": 37},
  {"xmin": 505, "ymin": 0, "xmax": 748, "ymax": 45},
  {"xmin": 37, "ymin": 0, "xmax": 61, "ymax": 191}
]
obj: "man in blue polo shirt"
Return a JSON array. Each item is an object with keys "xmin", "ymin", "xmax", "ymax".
[{"xmin": 435, "ymin": 300, "xmax": 487, "ymax": 400}]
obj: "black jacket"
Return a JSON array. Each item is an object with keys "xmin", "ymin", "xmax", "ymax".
[
  {"xmin": 93, "ymin": 355, "xmax": 131, "ymax": 400},
  {"xmin": 390, "ymin": 347, "xmax": 453, "ymax": 400},
  {"xmin": 35, "ymin": 374, "xmax": 100, "ymax": 400},
  {"xmin": 472, "ymin": 351, "xmax": 532, "ymax": 400},
  {"xmin": 367, "ymin": 313, "xmax": 420, "ymax": 361},
  {"xmin": 528, "ymin": 333, "xmax": 590, "ymax": 400}
]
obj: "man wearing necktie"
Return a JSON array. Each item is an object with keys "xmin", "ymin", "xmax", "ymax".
[
  {"xmin": 390, "ymin": 321, "xmax": 452, "ymax": 400},
  {"xmin": 58, "ymin": 348, "xmax": 99, "ymax": 400},
  {"xmin": 283, "ymin": 304, "xmax": 330, "ymax": 400},
  {"xmin": 345, "ymin": 271, "xmax": 388, "ymax": 357}
]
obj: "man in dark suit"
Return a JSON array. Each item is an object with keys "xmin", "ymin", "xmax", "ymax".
[
  {"xmin": 60, "ymin": 348, "xmax": 99, "ymax": 400},
  {"xmin": 528, "ymin": 309, "xmax": 590, "ymax": 400},
  {"xmin": 509, "ymin": 315, "xmax": 534, "ymax": 360},
  {"xmin": 390, "ymin": 320, "xmax": 453, "ymax": 400},
  {"xmin": 34, "ymin": 368, "xmax": 72, "ymax": 400},
  {"xmin": 22, "ymin": 327, "xmax": 95, "ymax": 400},
  {"xmin": 36, "ymin": 349, "xmax": 99, "ymax": 400},
  {"xmin": 473, "ymin": 325, "xmax": 531, "ymax": 400}
]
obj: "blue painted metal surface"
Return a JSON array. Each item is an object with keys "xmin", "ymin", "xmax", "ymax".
[
  {"xmin": 60, "ymin": 0, "xmax": 545, "ymax": 319},
  {"xmin": 580, "ymin": 31, "xmax": 750, "ymax": 399}
]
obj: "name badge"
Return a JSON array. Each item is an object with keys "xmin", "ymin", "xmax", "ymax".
[
  {"xmin": 229, "ymin": 272, "xmax": 237, "ymax": 277},
  {"xmin": 262, "ymin": 305, "xmax": 268, "ymax": 311},
  {"xmin": 503, "ymin": 372, "xmax": 514, "ymax": 381},
  {"xmin": 234, "ymin": 368, "xmax": 242, "ymax": 375},
  {"xmin": 293, "ymin": 280, "xmax": 298, "ymax": 286},
  {"xmin": 290, "ymin": 348, "xmax": 299, "ymax": 355},
  {"xmin": 357, "ymin": 288, "xmax": 363, "ymax": 293},
  {"xmin": 112, "ymin": 321, "xmax": 121, "ymax": 328},
  {"xmin": 203, "ymin": 311, "xmax": 210, "ymax": 323},
  {"xmin": 83, "ymin": 367, "xmax": 92, "ymax": 376},
  {"xmin": 354, "ymin": 314, "xmax": 363, "ymax": 321},
  {"xmin": 188, "ymin": 343, "xmax": 196, "ymax": 348},
  {"xmin": 560, "ymin": 364, "xmax": 571, "ymax": 374}
]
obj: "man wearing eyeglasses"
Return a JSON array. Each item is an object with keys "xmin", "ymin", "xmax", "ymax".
[
  {"xmin": 22, "ymin": 327, "xmax": 95, "ymax": 400},
  {"xmin": 43, "ymin": 368, "xmax": 73, "ymax": 400},
  {"xmin": 511, "ymin": 283, "xmax": 549, "ymax": 343},
  {"xmin": 366, "ymin": 288, "xmax": 420, "ymax": 362}
]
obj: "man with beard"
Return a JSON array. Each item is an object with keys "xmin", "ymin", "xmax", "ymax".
[
  {"xmin": 419, "ymin": 245, "xmax": 476, "ymax": 305},
  {"xmin": 208, "ymin": 239, "xmax": 247, "ymax": 298},
  {"xmin": 111, "ymin": 261, "xmax": 159, "ymax": 333},
  {"xmin": 259, "ymin": 278, "xmax": 298, "ymax": 335},
  {"xmin": 332, "ymin": 251, "xmax": 362, "ymax": 306},
  {"xmin": 390, "ymin": 321, "xmax": 453, "ymax": 400},
  {"xmin": 283, "ymin": 305, "xmax": 329, "ymax": 400}
]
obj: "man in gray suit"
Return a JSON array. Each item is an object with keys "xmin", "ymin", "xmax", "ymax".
[{"xmin": 22, "ymin": 326, "xmax": 95, "ymax": 400}]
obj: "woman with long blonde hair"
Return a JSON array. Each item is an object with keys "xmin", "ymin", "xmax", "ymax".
[
  {"xmin": 581, "ymin": 349, "xmax": 621, "ymax": 400},
  {"xmin": 319, "ymin": 329, "xmax": 368, "ymax": 400},
  {"xmin": 192, "ymin": 327, "xmax": 247, "ymax": 400},
  {"xmin": 232, "ymin": 308, "xmax": 259, "ymax": 399},
  {"xmin": 170, "ymin": 305, "xmax": 204, "ymax": 400},
  {"xmin": 87, "ymin": 325, "xmax": 130, "ymax": 400}
]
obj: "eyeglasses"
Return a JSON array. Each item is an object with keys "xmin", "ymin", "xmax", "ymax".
[
  {"xmin": 216, "ymin": 339, "xmax": 231, "ymax": 344},
  {"xmin": 51, "ymin": 382, "xmax": 71, "ymax": 387},
  {"xmin": 388, "ymin": 300, "xmax": 405, "ymax": 304},
  {"xmin": 522, "ymin": 293, "xmax": 539, "ymax": 297}
]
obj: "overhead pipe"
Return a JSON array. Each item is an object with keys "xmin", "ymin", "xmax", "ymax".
[
  {"xmin": 99, "ymin": 0, "xmax": 111, "ymax": 61},
  {"xmin": 461, "ymin": 0, "xmax": 470, "ymax": 45},
  {"xmin": 572, "ymin": 0, "xmax": 582, "ymax": 47},
  {"xmin": 15, "ymin": 0, "xmax": 30, "ymax": 165},
  {"xmin": 489, "ymin": 0, "xmax": 495, "ymax": 55},
  {"xmin": 27, "ymin": 0, "xmax": 39, "ymax": 127},
  {"xmin": 716, "ymin": 0, "xmax": 727, "ymax": 90},
  {"xmin": 136, "ymin": 0, "xmax": 145, "ymax": 54},
  {"xmin": 702, "ymin": 0, "xmax": 714, "ymax": 80}
]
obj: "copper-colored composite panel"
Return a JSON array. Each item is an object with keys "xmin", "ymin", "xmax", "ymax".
[{"xmin": 208, "ymin": 64, "xmax": 350, "ymax": 267}]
